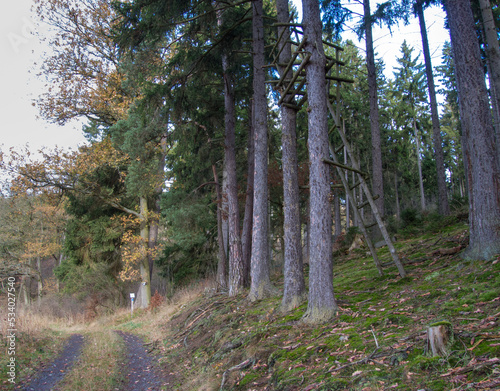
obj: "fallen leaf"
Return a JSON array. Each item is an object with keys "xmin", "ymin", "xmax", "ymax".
[{"xmin": 352, "ymin": 370, "xmax": 362, "ymax": 377}]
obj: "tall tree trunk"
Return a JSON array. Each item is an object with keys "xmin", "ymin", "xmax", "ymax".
[
  {"xmin": 479, "ymin": 0, "xmax": 500, "ymax": 159},
  {"xmin": 416, "ymin": 0, "xmax": 450, "ymax": 215},
  {"xmin": 301, "ymin": 0, "xmax": 337, "ymax": 323},
  {"xmin": 444, "ymin": 0, "xmax": 500, "ymax": 260},
  {"xmin": 334, "ymin": 187, "xmax": 342, "ymax": 239},
  {"xmin": 344, "ymin": 146, "xmax": 350, "ymax": 230},
  {"xmin": 241, "ymin": 108, "xmax": 254, "ymax": 288},
  {"xmin": 213, "ymin": 164, "xmax": 228, "ymax": 291},
  {"xmin": 138, "ymin": 196, "xmax": 151, "ymax": 308},
  {"xmin": 303, "ymin": 213, "xmax": 310, "ymax": 265},
  {"xmin": 363, "ymin": 0, "xmax": 385, "ymax": 220},
  {"xmin": 249, "ymin": 0, "xmax": 275, "ymax": 302},
  {"xmin": 222, "ymin": 50, "xmax": 244, "ymax": 298},
  {"xmin": 19, "ymin": 275, "xmax": 31, "ymax": 307},
  {"xmin": 57, "ymin": 251, "xmax": 63, "ymax": 293},
  {"xmin": 414, "ymin": 119, "xmax": 426, "ymax": 211},
  {"xmin": 221, "ymin": 160, "xmax": 229, "ymax": 260},
  {"xmin": 148, "ymin": 134, "xmax": 167, "ymax": 280},
  {"xmin": 217, "ymin": 1, "xmax": 244, "ymax": 296},
  {"xmin": 276, "ymin": 0, "xmax": 305, "ymax": 312},
  {"xmin": 36, "ymin": 257, "xmax": 43, "ymax": 307},
  {"xmin": 216, "ymin": 2, "xmax": 230, "ymax": 270},
  {"xmin": 395, "ymin": 171, "xmax": 401, "ymax": 222}
]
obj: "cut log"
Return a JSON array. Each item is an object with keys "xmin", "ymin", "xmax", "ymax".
[{"xmin": 427, "ymin": 322, "xmax": 453, "ymax": 356}]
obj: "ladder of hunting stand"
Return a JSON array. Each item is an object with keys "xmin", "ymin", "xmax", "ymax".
[{"xmin": 268, "ymin": 19, "xmax": 406, "ymax": 278}]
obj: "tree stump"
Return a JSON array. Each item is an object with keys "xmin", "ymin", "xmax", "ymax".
[{"xmin": 427, "ymin": 321, "xmax": 453, "ymax": 357}]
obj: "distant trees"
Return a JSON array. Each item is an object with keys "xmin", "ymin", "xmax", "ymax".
[
  {"xmin": 414, "ymin": 0, "xmax": 450, "ymax": 216},
  {"xmin": 391, "ymin": 41, "xmax": 429, "ymax": 212},
  {"xmin": 9, "ymin": 0, "xmax": 500, "ymax": 318}
]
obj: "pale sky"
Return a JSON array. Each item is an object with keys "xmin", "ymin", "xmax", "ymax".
[
  {"xmin": 0, "ymin": 1, "xmax": 449, "ymax": 154},
  {"xmin": 0, "ymin": 0, "xmax": 87, "ymax": 153}
]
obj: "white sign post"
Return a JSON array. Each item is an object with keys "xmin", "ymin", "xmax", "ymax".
[{"xmin": 130, "ymin": 293, "xmax": 135, "ymax": 316}]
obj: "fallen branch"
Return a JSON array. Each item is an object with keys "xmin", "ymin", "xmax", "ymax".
[
  {"xmin": 440, "ymin": 357, "xmax": 499, "ymax": 377},
  {"xmin": 220, "ymin": 358, "xmax": 253, "ymax": 390},
  {"xmin": 328, "ymin": 346, "xmax": 412, "ymax": 373},
  {"xmin": 328, "ymin": 348, "xmax": 381, "ymax": 372}
]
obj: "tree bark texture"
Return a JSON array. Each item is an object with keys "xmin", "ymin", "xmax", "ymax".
[
  {"xmin": 334, "ymin": 186, "xmax": 341, "ymax": 239},
  {"xmin": 139, "ymin": 196, "xmax": 151, "ymax": 308},
  {"xmin": 444, "ymin": 0, "xmax": 500, "ymax": 260},
  {"xmin": 478, "ymin": 0, "xmax": 500, "ymax": 159},
  {"xmin": 36, "ymin": 258, "xmax": 42, "ymax": 307},
  {"xmin": 344, "ymin": 147, "xmax": 350, "ymax": 230},
  {"xmin": 148, "ymin": 135, "xmax": 167, "ymax": 279},
  {"xmin": 414, "ymin": 119, "xmax": 426, "ymax": 211},
  {"xmin": 213, "ymin": 164, "xmax": 228, "ymax": 291},
  {"xmin": 363, "ymin": 0, "xmax": 384, "ymax": 219},
  {"xmin": 249, "ymin": 0, "xmax": 274, "ymax": 302},
  {"xmin": 276, "ymin": 0, "xmax": 306, "ymax": 312},
  {"xmin": 222, "ymin": 50, "xmax": 245, "ymax": 296},
  {"xmin": 301, "ymin": 0, "xmax": 337, "ymax": 323},
  {"xmin": 241, "ymin": 108, "xmax": 254, "ymax": 288},
  {"xmin": 427, "ymin": 323, "xmax": 452, "ymax": 357},
  {"xmin": 416, "ymin": 0, "xmax": 450, "ymax": 215},
  {"xmin": 222, "ymin": 160, "xmax": 229, "ymax": 260},
  {"xmin": 216, "ymin": 2, "xmax": 231, "ymax": 281}
]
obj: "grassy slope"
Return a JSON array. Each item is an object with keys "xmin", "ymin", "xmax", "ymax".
[
  {"xmin": 3, "ymin": 216, "xmax": 499, "ymax": 390},
  {"xmin": 125, "ymin": 218, "xmax": 499, "ymax": 390}
]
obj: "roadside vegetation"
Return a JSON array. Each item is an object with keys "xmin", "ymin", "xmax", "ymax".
[{"xmin": 1, "ymin": 213, "xmax": 499, "ymax": 390}]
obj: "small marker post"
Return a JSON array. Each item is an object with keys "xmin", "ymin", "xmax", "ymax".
[{"xmin": 130, "ymin": 293, "xmax": 135, "ymax": 316}]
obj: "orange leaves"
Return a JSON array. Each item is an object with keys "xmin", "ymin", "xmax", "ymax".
[
  {"xmin": 113, "ymin": 214, "xmax": 163, "ymax": 283},
  {"xmin": 75, "ymin": 138, "xmax": 129, "ymax": 177},
  {"xmin": 1, "ymin": 139, "xmax": 130, "ymax": 202},
  {"xmin": 118, "ymin": 230, "xmax": 145, "ymax": 282},
  {"xmin": 35, "ymin": 0, "xmax": 134, "ymax": 125}
]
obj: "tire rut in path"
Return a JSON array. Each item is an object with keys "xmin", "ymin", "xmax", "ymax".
[
  {"xmin": 115, "ymin": 330, "xmax": 168, "ymax": 391},
  {"xmin": 21, "ymin": 333, "xmax": 84, "ymax": 391}
]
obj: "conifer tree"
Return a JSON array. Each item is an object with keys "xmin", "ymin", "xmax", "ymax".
[
  {"xmin": 443, "ymin": 0, "xmax": 500, "ymax": 259},
  {"xmin": 302, "ymin": 0, "xmax": 338, "ymax": 323},
  {"xmin": 249, "ymin": 0, "xmax": 275, "ymax": 301},
  {"xmin": 414, "ymin": 0, "xmax": 450, "ymax": 215},
  {"xmin": 276, "ymin": 0, "xmax": 306, "ymax": 312}
]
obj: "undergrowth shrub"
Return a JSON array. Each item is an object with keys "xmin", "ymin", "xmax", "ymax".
[
  {"xmin": 149, "ymin": 290, "xmax": 164, "ymax": 313},
  {"xmin": 401, "ymin": 208, "xmax": 422, "ymax": 227}
]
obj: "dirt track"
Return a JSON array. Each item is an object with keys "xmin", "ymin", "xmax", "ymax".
[
  {"xmin": 21, "ymin": 334, "xmax": 84, "ymax": 391},
  {"xmin": 115, "ymin": 330, "xmax": 167, "ymax": 391},
  {"xmin": 20, "ymin": 331, "xmax": 171, "ymax": 390}
]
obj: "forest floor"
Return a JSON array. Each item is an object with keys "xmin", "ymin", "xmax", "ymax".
[{"xmin": 1, "ymin": 213, "xmax": 499, "ymax": 390}]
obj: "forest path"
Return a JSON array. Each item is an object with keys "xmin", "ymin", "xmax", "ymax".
[
  {"xmin": 21, "ymin": 333, "xmax": 84, "ymax": 391},
  {"xmin": 115, "ymin": 330, "xmax": 171, "ymax": 391}
]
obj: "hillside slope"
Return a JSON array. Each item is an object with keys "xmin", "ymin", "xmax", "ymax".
[
  {"xmin": 2, "ymin": 218, "xmax": 499, "ymax": 390},
  {"xmin": 116, "ymin": 219, "xmax": 499, "ymax": 390}
]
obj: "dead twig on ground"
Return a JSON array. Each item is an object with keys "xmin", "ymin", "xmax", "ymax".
[{"xmin": 220, "ymin": 358, "xmax": 254, "ymax": 390}]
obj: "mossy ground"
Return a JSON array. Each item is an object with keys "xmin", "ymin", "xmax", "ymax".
[
  {"xmin": 4, "ymin": 217, "xmax": 499, "ymax": 390},
  {"xmin": 134, "ymin": 219, "xmax": 499, "ymax": 390}
]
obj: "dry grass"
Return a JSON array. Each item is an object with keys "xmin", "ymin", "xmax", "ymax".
[
  {"xmin": 55, "ymin": 330, "xmax": 125, "ymax": 391},
  {"xmin": 0, "ymin": 277, "xmax": 218, "ymax": 389},
  {"xmin": 0, "ymin": 300, "xmax": 74, "ymax": 389}
]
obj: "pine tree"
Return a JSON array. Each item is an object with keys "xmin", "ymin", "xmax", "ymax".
[
  {"xmin": 301, "ymin": 0, "xmax": 338, "ymax": 323},
  {"xmin": 249, "ymin": 0, "xmax": 275, "ymax": 301},
  {"xmin": 414, "ymin": 0, "xmax": 450, "ymax": 215},
  {"xmin": 444, "ymin": 0, "xmax": 500, "ymax": 260},
  {"xmin": 276, "ymin": 0, "xmax": 306, "ymax": 312}
]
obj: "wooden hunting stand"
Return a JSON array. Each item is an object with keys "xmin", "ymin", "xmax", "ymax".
[{"xmin": 267, "ymin": 15, "xmax": 406, "ymax": 278}]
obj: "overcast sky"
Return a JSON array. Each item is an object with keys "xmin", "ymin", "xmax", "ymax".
[
  {"xmin": 1, "ymin": 0, "xmax": 87, "ymax": 153},
  {"xmin": 0, "ymin": 1, "xmax": 449, "ymax": 154}
]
